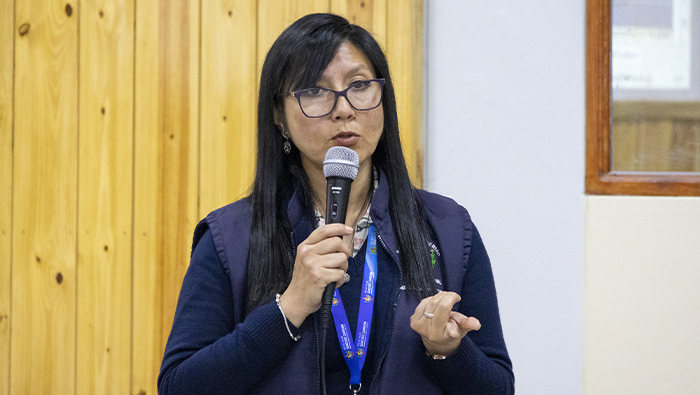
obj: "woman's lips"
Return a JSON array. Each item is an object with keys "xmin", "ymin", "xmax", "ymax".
[{"xmin": 332, "ymin": 132, "xmax": 359, "ymax": 146}]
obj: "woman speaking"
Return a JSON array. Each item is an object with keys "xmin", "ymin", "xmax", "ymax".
[{"xmin": 158, "ymin": 13, "xmax": 514, "ymax": 395}]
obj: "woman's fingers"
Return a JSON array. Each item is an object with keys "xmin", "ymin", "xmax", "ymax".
[
  {"xmin": 423, "ymin": 292, "xmax": 461, "ymax": 331},
  {"xmin": 305, "ymin": 223, "xmax": 354, "ymax": 245},
  {"xmin": 451, "ymin": 312, "xmax": 481, "ymax": 332},
  {"xmin": 282, "ymin": 224, "xmax": 355, "ymax": 324},
  {"xmin": 410, "ymin": 292, "xmax": 480, "ymax": 357},
  {"xmin": 298, "ymin": 224, "xmax": 353, "ymax": 260}
]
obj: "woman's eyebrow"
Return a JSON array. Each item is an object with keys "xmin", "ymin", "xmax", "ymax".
[{"xmin": 318, "ymin": 65, "xmax": 374, "ymax": 85}]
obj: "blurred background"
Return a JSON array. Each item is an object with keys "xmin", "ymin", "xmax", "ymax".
[{"xmin": 1, "ymin": 1, "xmax": 699, "ymax": 394}]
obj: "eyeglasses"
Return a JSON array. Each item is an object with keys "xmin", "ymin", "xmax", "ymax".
[{"xmin": 291, "ymin": 78, "xmax": 385, "ymax": 118}]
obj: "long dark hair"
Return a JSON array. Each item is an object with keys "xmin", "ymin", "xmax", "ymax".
[{"xmin": 247, "ymin": 13, "xmax": 435, "ymax": 312}]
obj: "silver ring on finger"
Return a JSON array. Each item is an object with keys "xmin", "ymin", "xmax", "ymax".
[
  {"xmin": 344, "ymin": 273, "xmax": 350, "ymax": 284},
  {"xmin": 423, "ymin": 311, "xmax": 434, "ymax": 319}
]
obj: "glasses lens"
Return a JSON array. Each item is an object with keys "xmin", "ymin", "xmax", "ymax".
[
  {"xmin": 297, "ymin": 80, "xmax": 383, "ymax": 117},
  {"xmin": 298, "ymin": 88, "xmax": 335, "ymax": 117},
  {"xmin": 346, "ymin": 80, "xmax": 382, "ymax": 110}
]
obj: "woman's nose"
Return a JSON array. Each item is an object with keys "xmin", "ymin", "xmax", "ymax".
[{"xmin": 332, "ymin": 94, "xmax": 355, "ymax": 120}]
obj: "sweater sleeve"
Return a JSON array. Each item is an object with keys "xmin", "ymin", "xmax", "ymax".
[
  {"xmin": 158, "ymin": 229, "xmax": 301, "ymax": 395},
  {"xmin": 427, "ymin": 219, "xmax": 515, "ymax": 394}
]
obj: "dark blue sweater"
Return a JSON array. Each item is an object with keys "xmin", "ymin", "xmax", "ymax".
[{"xmin": 158, "ymin": 174, "xmax": 514, "ymax": 394}]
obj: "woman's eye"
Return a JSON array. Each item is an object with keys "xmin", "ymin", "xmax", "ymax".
[
  {"xmin": 301, "ymin": 88, "xmax": 324, "ymax": 97},
  {"xmin": 349, "ymin": 80, "xmax": 372, "ymax": 90}
]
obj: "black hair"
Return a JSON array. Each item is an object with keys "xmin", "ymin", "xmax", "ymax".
[{"xmin": 247, "ymin": 13, "xmax": 435, "ymax": 312}]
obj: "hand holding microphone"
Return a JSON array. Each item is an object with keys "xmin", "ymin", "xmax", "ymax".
[
  {"xmin": 277, "ymin": 147, "xmax": 359, "ymax": 328},
  {"xmin": 319, "ymin": 147, "xmax": 359, "ymax": 329}
]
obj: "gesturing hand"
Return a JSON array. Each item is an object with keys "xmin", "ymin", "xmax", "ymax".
[
  {"xmin": 278, "ymin": 223, "xmax": 353, "ymax": 328},
  {"xmin": 410, "ymin": 291, "xmax": 481, "ymax": 357}
]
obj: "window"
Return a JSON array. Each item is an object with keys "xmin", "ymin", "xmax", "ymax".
[{"xmin": 586, "ymin": 0, "xmax": 700, "ymax": 196}]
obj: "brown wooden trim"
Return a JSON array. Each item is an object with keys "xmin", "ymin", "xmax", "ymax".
[{"xmin": 585, "ymin": 0, "xmax": 700, "ymax": 196}]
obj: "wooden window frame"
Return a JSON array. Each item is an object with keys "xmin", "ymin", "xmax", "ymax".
[{"xmin": 586, "ymin": 0, "xmax": 700, "ymax": 196}]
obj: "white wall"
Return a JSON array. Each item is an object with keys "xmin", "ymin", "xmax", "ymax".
[
  {"xmin": 425, "ymin": 2, "xmax": 586, "ymax": 394},
  {"xmin": 583, "ymin": 197, "xmax": 700, "ymax": 395}
]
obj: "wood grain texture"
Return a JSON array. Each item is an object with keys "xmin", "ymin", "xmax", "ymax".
[
  {"xmin": 3, "ymin": 2, "xmax": 425, "ymax": 392},
  {"xmin": 257, "ymin": 0, "xmax": 328, "ymax": 75},
  {"xmin": 586, "ymin": 0, "xmax": 700, "ymax": 195},
  {"xmin": 0, "ymin": 0, "xmax": 14, "ymax": 393},
  {"xmin": 331, "ymin": 0, "xmax": 374, "ymax": 33},
  {"xmin": 11, "ymin": 1, "xmax": 78, "ymax": 394},
  {"xmin": 610, "ymin": 121, "xmax": 637, "ymax": 171},
  {"xmin": 370, "ymin": 0, "xmax": 387, "ymax": 49},
  {"xmin": 611, "ymin": 102, "xmax": 700, "ymax": 173},
  {"xmin": 132, "ymin": 1, "xmax": 200, "ymax": 394},
  {"xmin": 612, "ymin": 120, "xmax": 700, "ymax": 172},
  {"xmin": 132, "ymin": 2, "xmax": 162, "ymax": 392},
  {"xmin": 331, "ymin": 0, "xmax": 387, "ymax": 47},
  {"xmin": 386, "ymin": 0, "xmax": 423, "ymax": 187},
  {"xmin": 77, "ymin": 0, "xmax": 134, "ymax": 393},
  {"xmin": 200, "ymin": 0, "xmax": 257, "ymax": 217}
]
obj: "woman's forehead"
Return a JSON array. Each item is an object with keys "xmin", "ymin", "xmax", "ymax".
[{"xmin": 317, "ymin": 44, "xmax": 374, "ymax": 83}]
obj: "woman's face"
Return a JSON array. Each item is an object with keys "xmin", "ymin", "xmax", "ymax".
[{"xmin": 280, "ymin": 41, "xmax": 384, "ymax": 178}]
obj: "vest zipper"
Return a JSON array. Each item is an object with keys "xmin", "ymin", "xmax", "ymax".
[
  {"xmin": 368, "ymin": 232, "xmax": 403, "ymax": 394},
  {"xmin": 290, "ymin": 231, "xmax": 296, "ymax": 257}
]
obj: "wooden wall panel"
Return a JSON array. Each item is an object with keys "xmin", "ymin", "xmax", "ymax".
[
  {"xmin": 257, "ymin": 0, "xmax": 329, "ymax": 72},
  {"xmin": 331, "ymin": 0, "xmax": 375, "ymax": 31},
  {"xmin": 3, "ymin": 2, "xmax": 423, "ymax": 393},
  {"xmin": 132, "ymin": 1, "xmax": 162, "ymax": 390},
  {"xmin": 132, "ymin": 1, "xmax": 200, "ymax": 394},
  {"xmin": 77, "ymin": 0, "xmax": 134, "ymax": 393},
  {"xmin": 11, "ymin": 1, "xmax": 78, "ymax": 394},
  {"xmin": 636, "ymin": 121, "xmax": 675, "ymax": 172},
  {"xmin": 331, "ymin": 0, "xmax": 387, "ymax": 47},
  {"xmin": 386, "ymin": 0, "xmax": 423, "ymax": 187},
  {"xmin": 0, "ymin": 0, "xmax": 14, "ymax": 394},
  {"xmin": 200, "ymin": 0, "xmax": 257, "ymax": 217},
  {"xmin": 612, "ymin": 120, "xmax": 700, "ymax": 173},
  {"xmin": 371, "ymin": 0, "xmax": 387, "ymax": 48},
  {"xmin": 610, "ymin": 121, "xmax": 638, "ymax": 171},
  {"xmin": 611, "ymin": 103, "xmax": 700, "ymax": 172}
]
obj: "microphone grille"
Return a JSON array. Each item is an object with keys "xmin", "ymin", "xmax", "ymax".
[{"xmin": 323, "ymin": 147, "xmax": 359, "ymax": 180}]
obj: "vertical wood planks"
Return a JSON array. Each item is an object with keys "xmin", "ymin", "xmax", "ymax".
[
  {"xmin": 11, "ymin": 1, "xmax": 78, "ymax": 394},
  {"xmin": 200, "ymin": 0, "xmax": 257, "ymax": 217},
  {"xmin": 331, "ymin": 0, "xmax": 387, "ymax": 43},
  {"xmin": 133, "ymin": 1, "xmax": 200, "ymax": 394},
  {"xmin": 257, "ymin": 0, "xmax": 329, "ymax": 74},
  {"xmin": 611, "ymin": 121, "xmax": 638, "ymax": 171},
  {"xmin": 613, "ymin": 119, "xmax": 700, "ymax": 172},
  {"xmin": 371, "ymin": 0, "xmax": 387, "ymax": 49},
  {"xmin": 160, "ymin": 1, "xmax": 200, "ymax": 360},
  {"xmin": 331, "ymin": 0, "xmax": 375, "ymax": 29},
  {"xmin": 386, "ymin": 0, "xmax": 423, "ymax": 187},
  {"xmin": 2, "ymin": 2, "xmax": 424, "ymax": 392},
  {"xmin": 77, "ymin": 0, "xmax": 134, "ymax": 393},
  {"xmin": 132, "ymin": 1, "xmax": 162, "ymax": 391},
  {"xmin": 0, "ymin": 0, "xmax": 14, "ymax": 393}
]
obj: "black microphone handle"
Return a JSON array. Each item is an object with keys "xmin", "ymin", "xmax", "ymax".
[{"xmin": 320, "ymin": 176, "xmax": 353, "ymax": 329}]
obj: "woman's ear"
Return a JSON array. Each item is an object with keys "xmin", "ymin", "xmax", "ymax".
[{"xmin": 273, "ymin": 106, "xmax": 286, "ymax": 136}]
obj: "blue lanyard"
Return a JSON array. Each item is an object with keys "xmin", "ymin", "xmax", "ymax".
[{"xmin": 331, "ymin": 224, "xmax": 378, "ymax": 388}]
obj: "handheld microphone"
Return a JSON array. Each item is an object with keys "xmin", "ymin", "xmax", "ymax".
[
  {"xmin": 319, "ymin": 146, "xmax": 359, "ymax": 395},
  {"xmin": 320, "ymin": 146, "xmax": 359, "ymax": 329}
]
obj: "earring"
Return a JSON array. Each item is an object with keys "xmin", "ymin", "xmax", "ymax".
[{"xmin": 281, "ymin": 128, "xmax": 291, "ymax": 154}]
